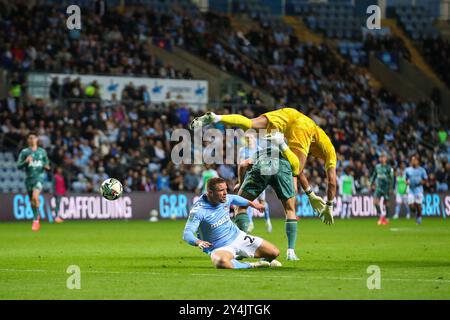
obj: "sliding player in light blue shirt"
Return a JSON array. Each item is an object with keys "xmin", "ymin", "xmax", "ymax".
[
  {"xmin": 405, "ymin": 155, "xmax": 428, "ymax": 224},
  {"xmin": 183, "ymin": 177, "xmax": 281, "ymax": 269}
]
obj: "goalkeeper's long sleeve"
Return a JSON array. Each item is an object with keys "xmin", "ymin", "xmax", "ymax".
[{"xmin": 281, "ymin": 147, "xmax": 300, "ymax": 176}]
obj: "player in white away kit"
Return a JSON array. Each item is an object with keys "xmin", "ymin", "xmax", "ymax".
[
  {"xmin": 237, "ymin": 132, "xmax": 272, "ymax": 233},
  {"xmin": 183, "ymin": 177, "xmax": 282, "ymax": 269},
  {"xmin": 405, "ymin": 155, "xmax": 428, "ymax": 225}
]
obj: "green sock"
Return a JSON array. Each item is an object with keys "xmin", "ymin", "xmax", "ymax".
[
  {"xmin": 285, "ymin": 219, "xmax": 298, "ymax": 249},
  {"xmin": 235, "ymin": 214, "xmax": 249, "ymax": 232},
  {"xmin": 55, "ymin": 197, "xmax": 61, "ymax": 218},
  {"xmin": 385, "ymin": 206, "xmax": 390, "ymax": 219},
  {"xmin": 375, "ymin": 204, "xmax": 381, "ymax": 216},
  {"xmin": 32, "ymin": 206, "xmax": 39, "ymax": 220}
]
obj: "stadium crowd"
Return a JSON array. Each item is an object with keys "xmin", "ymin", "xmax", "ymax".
[
  {"xmin": 0, "ymin": 2, "xmax": 195, "ymax": 79},
  {"xmin": 362, "ymin": 33, "xmax": 411, "ymax": 62},
  {"xmin": 0, "ymin": 3, "xmax": 449, "ymax": 195},
  {"xmin": 421, "ymin": 36, "xmax": 450, "ymax": 88},
  {"xmin": 1, "ymin": 91, "xmax": 449, "ymax": 195}
]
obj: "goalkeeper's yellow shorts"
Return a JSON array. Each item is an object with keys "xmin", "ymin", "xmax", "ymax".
[{"xmin": 262, "ymin": 108, "xmax": 304, "ymax": 133}]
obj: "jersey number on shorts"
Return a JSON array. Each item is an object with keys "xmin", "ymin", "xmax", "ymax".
[{"xmin": 244, "ymin": 235, "xmax": 255, "ymax": 244}]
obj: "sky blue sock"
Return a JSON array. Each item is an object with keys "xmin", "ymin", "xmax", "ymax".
[
  {"xmin": 264, "ymin": 202, "xmax": 270, "ymax": 221},
  {"xmin": 231, "ymin": 259, "xmax": 251, "ymax": 269},
  {"xmin": 247, "ymin": 206, "xmax": 253, "ymax": 224}
]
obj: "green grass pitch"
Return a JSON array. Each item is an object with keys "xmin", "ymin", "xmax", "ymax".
[{"xmin": 0, "ymin": 218, "xmax": 449, "ymax": 299}]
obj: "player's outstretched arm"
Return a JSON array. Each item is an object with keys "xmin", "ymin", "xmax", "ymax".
[
  {"xmin": 300, "ymin": 172, "xmax": 326, "ymax": 214},
  {"xmin": 280, "ymin": 147, "xmax": 300, "ymax": 176},
  {"xmin": 228, "ymin": 194, "xmax": 264, "ymax": 212},
  {"xmin": 264, "ymin": 132, "xmax": 300, "ymax": 176},
  {"xmin": 234, "ymin": 159, "xmax": 252, "ymax": 193},
  {"xmin": 326, "ymin": 167, "xmax": 337, "ymax": 204},
  {"xmin": 238, "ymin": 159, "xmax": 253, "ymax": 185},
  {"xmin": 182, "ymin": 211, "xmax": 202, "ymax": 247},
  {"xmin": 421, "ymin": 168, "xmax": 428, "ymax": 185},
  {"xmin": 318, "ymin": 167, "xmax": 336, "ymax": 225}
]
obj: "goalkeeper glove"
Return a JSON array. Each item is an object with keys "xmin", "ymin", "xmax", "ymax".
[
  {"xmin": 263, "ymin": 132, "xmax": 285, "ymax": 146},
  {"xmin": 318, "ymin": 201, "xmax": 335, "ymax": 225},
  {"xmin": 305, "ymin": 189, "xmax": 326, "ymax": 213}
]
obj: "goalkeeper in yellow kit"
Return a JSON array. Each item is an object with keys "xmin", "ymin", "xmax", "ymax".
[{"xmin": 191, "ymin": 108, "xmax": 336, "ymax": 224}]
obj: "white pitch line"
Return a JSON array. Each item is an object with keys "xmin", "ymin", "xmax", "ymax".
[
  {"xmin": 0, "ymin": 268, "xmax": 449, "ymax": 284},
  {"xmin": 191, "ymin": 273, "xmax": 450, "ymax": 284}
]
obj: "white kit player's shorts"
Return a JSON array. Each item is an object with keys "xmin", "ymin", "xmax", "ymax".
[
  {"xmin": 396, "ymin": 194, "xmax": 408, "ymax": 204},
  {"xmin": 408, "ymin": 193, "xmax": 424, "ymax": 205},
  {"xmin": 212, "ymin": 231, "xmax": 264, "ymax": 258},
  {"xmin": 342, "ymin": 195, "xmax": 352, "ymax": 203}
]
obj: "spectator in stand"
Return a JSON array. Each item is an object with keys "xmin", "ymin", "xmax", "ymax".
[
  {"xmin": 436, "ymin": 162, "xmax": 449, "ymax": 192},
  {"xmin": 184, "ymin": 166, "xmax": 201, "ymax": 192},
  {"xmin": 157, "ymin": 169, "xmax": 171, "ymax": 192},
  {"xmin": 0, "ymin": 3, "xmax": 448, "ymax": 195}
]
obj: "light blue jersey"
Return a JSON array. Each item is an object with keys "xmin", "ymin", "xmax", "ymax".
[
  {"xmin": 239, "ymin": 139, "xmax": 262, "ymax": 161},
  {"xmin": 183, "ymin": 194, "xmax": 250, "ymax": 253},
  {"xmin": 405, "ymin": 166, "xmax": 427, "ymax": 195},
  {"xmin": 239, "ymin": 146, "xmax": 257, "ymax": 161}
]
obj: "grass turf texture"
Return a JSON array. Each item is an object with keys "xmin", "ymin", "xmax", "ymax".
[{"xmin": 0, "ymin": 218, "xmax": 449, "ymax": 299}]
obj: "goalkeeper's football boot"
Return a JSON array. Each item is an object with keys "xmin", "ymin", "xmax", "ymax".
[
  {"xmin": 286, "ymin": 249, "xmax": 300, "ymax": 261},
  {"xmin": 416, "ymin": 216, "xmax": 422, "ymax": 225},
  {"xmin": 190, "ymin": 112, "xmax": 216, "ymax": 129}
]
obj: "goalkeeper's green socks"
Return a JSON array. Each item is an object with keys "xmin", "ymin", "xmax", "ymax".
[
  {"xmin": 235, "ymin": 213, "xmax": 249, "ymax": 232},
  {"xmin": 217, "ymin": 114, "xmax": 253, "ymax": 130},
  {"xmin": 285, "ymin": 219, "xmax": 298, "ymax": 249}
]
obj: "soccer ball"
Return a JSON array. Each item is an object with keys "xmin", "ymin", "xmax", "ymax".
[
  {"xmin": 149, "ymin": 209, "xmax": 159, "ymax": 222},
  {"xmin": 100, "ymin": 178, "xmax": 123, "ymax": 200}
]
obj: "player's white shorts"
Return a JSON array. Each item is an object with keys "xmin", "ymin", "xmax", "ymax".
[
  {"xmin": 212, "ymin": 230, "xmax": 264, "ymax": 258},
  {"xmin": 342, "ymin": 195, "xmax": 352, "ymax": 203},
  {"xmin": 396, "ymin": 194, "xmax": 408, "ymax": 204},
  {"xmin": 408, "ymin": 193, "xmax": 423, "ymax": 205}
]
